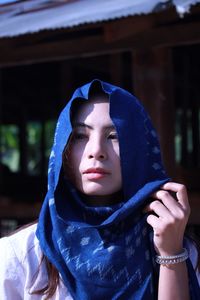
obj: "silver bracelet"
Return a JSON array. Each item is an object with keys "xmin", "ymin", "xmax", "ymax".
[{"xmin": 155, "ymin": 248, "xmax": 189, "ymax": 266}]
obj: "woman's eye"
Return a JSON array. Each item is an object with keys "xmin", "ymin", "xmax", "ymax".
[
  {"xmin": 108, "ymin": 132, "xmax": 118, "ymax": 140},
  {"xmin": 73, "ymin": 133, "xmax": 87, "ymax": 140}
]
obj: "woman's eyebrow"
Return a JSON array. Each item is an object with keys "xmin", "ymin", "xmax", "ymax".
[
  {"xmin": 73, "ymin": 122, "xmax": 116, "ymax": 130},
  {"xmin": 73, "ymin": 122, "xmax": 92, "ymax": 129}
]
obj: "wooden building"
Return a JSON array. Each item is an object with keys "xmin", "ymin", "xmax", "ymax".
[{"xmin": 0, "ymin": 0, "xmax": 200, "ymax": 235}]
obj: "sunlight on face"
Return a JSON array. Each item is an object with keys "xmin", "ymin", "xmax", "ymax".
[{"xmin": 65, "ymin": 96, "xmax": 122, "ymax": 204}]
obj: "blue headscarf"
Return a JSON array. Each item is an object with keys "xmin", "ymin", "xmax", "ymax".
[{"xmin": 36, "ymin": 79, "xmax": 199, "ymax": 299}]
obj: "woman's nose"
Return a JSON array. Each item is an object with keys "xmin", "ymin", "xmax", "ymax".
[{"xmin": 87, "ymin": 138, "xmax": 107, "ymax": 160}]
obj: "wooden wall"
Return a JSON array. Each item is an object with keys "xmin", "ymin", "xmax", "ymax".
[{"xmin": 0, "ymin": 4, "xmax": 200, "ymax": 230}]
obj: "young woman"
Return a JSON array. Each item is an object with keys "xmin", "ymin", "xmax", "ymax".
[{"xmin": 0, "ymin": 79, "xmax": 199, "ymax": 299}]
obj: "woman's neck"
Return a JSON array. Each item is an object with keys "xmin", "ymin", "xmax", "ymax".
[{"xmin": 80, "ymin": 190, "xmax": 123, "ymax": 207}]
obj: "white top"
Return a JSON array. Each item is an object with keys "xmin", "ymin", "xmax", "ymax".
[
  {"xmin": 0, "ymin": 223, "xmax": 73, "ymax": 299},
  {"xmin": 0, "ymin": 223, "xmax": 199, "ymax": 299}
]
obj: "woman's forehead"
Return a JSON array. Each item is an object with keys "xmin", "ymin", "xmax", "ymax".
[
  {"xmin": 73, "ymin": 100, "xmax": 114, "ymax": 128},
  {"xmin": 77, "ymin": 100, "xmax": 109, "ymax": 118},
  {"xmin": 72, "ymin": 95, "xmax": 108, "ymax": 116}
]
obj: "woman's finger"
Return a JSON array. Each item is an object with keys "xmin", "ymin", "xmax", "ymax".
[
  {"xmin": 151, "ymin": 190, "xmax": 187, "ymax": 218},
  {"xmin": 144, "ymin": 200, "xmax": 172, "ymax": 219},
  {"xmin": 146, "ymin": 214, "xmax": 160, "ymax": 235},
  {"xmin": 160, "ymin": 182, "xmax": 190, "ymax": 212}
]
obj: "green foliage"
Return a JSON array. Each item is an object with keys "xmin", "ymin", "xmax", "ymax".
[
  {"xmin": 0, "ymin": 120, "xmax": 56, "ymax": 175},
  {"xmin": 27, "ymin": 122, "xmax": 42, "ymax": 175},
  {"xmin": 0, "ymin": 125, "xmax": 19, "ymax": 172}
]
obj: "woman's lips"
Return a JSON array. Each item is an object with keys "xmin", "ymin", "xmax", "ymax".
[{"xmin": 83, "ymin": 168, "xmax": 110, "ymax": 180}]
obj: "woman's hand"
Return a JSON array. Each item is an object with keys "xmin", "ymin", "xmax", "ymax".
[{"xmin": 144, "ymin": 182, "xmax": 191, "ymax": 256}]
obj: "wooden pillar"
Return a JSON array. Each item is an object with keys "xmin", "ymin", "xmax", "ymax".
[
  {"xmin": 110, "ymin": 52, "xmax": 133, "ymax": 92},
  {"xmin": 0, "ymin": 70, "xmax": 2, "ymax": 191},
  {"xmin": 132, "ymin": 47, "xmax": 175, "ymax": 177},
  {"xmin": 110, "ymin": 53, "xmax": 123, "ymax": 86},
  {"xmin": 59, "ymin": 60, "xmax": 73, "ymax": 107},
  {"xmin": 19, "ymin": 108, "xmax": 28, "ymax": 175},
  {"xmin": 40, "ymin": 120, "xmax": 46, "ymax": 176}
]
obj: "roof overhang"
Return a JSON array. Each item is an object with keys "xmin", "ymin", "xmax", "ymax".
[{"xmin": 0, "ymin": 0, "xmax": 200, "ymax": 38}]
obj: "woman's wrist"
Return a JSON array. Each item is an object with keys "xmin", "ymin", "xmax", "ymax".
[
  {"xmin": 155, "ymin": 241, "xmax": 184, "ymax": 257},
  {"xmin": 155, "ymin": 248, "xmax": 188, "ymax": 266}
]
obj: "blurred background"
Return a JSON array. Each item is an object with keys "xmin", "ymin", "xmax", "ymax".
[{"xmin": 0, "ymin": 0, "xmax": 199, "ymax": 236}]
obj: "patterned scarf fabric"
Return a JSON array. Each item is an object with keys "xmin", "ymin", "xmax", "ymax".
[{"xmin": 36, "ymin": 79, "xmax": 199, "ymax": 299}]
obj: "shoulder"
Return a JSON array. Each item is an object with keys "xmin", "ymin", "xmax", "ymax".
[
  {"xmin": 0, "ymin": 223, "xmax": 41, "ymax": 265},
  {"xmin": 185, "ymin": 237, "xmax": 199, "ymax": 267},
  {"xmin": 0, "ymin": 223, "xmax": 45, "ymax": 297},
  {"xmin": 185, "ymin": 237, "xmax": 200, "ymax": 285},
  {"xmin": 0, "ymin": 223, "xmax": 73, "ymax": 299}
]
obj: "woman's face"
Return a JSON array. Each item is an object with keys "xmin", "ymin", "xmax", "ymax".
[{"xmin": 66, "ymin": 97, "xmax": 122, "ymax": 203}]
